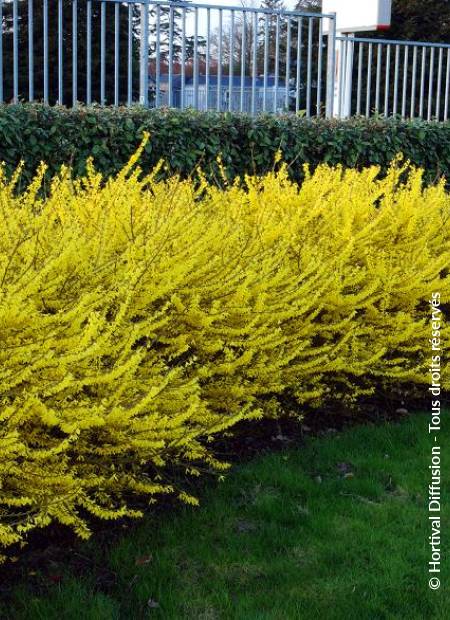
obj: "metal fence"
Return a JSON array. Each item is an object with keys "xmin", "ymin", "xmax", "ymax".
[
  {"xmin": 1, "ymin": 0, "xmax": 450, "ymax": 120},
  {"xmin": 0, "ymin": 0, "xmax": 336, "ymax": 115},
  {"xmin": 336, "ymin": 35, "xmax": 450, "ymax": 121}
]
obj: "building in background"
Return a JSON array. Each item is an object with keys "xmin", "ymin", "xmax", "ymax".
[{"xmin": 149, "ymin": 73, "xmax": 290, "ymax": 112}]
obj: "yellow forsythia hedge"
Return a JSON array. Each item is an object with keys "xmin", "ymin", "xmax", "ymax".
[{"xmin": 0, "ymin": 141, "xmax": 449, "ymax": 559}]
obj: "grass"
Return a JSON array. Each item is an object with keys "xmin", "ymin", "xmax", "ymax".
[{"xmin": 2, "ymin": 412, "xmax": 449, "ymax": 619}]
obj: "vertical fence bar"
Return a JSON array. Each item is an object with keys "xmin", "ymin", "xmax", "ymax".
[
  {"xmin": 343, "ymin": 36, "xmax": 354, "ymax": 117},
  {"xmin": 114, "ymin": 2, "xmax": 119, "ymax": 106},
  {"xmin": 365, "ymin": 42, "xmax": 372, "ymax": 117},
  {"xmin": 13, "ymin": 0, "xmax": 18, "ymax": 102},
  {"xmin": 228, "ymin": 10, "xmax": 234, "ymax": 111},
  {"xmin": 28, "ymin": 0, "xmax": 34, "ymax": 101},
  {"xmin": 428, "ymin": 46, "xmax": 435, "ymax": 121},
  {"xmin": 251, "ymin": 11, "xmax": 257, "ymax": 115},
  {"xmin": 410, "ymin": 45, "xmax": 417, "ymax": 118},
  {"xmin": 139, "ymin": 1, "xmax": 149, "ymax": 106},
  {"xmin": 0, "ymin": 0, "xmax": 3, "ymax": 103},
  {"xmin": 156, "ymin": 4, "xmax": 161, "ymax": 107},
  {"xmin": 444, "ymin": 49, "xmax": 450, "ymax": 121},
  {"xmin": 217, "ymin": 9, "xmax": 222, "ymax": 111},
  {"xmin": 375, "ymin": 43, "xmax": 381, "ymax": 112},
  {"xmin": 393, "ymin": 44, "xmax": 400, "ymax": 115},
  {"xmin": 43, "ymin": 0, "xmax": 49, "ymax": 103},
  {"xmin": 263, "ymin": 14, "xmax": 269, "ymax": 112},
  {"xmin": 384, "ymin": 44, "xmax": 390, "ymax": 116},
  {"xmin": 73, "ymin": 0, "xmax": 78, "ymax": 107},
  {"xmin": 295, "ymin": 17, "xmax": 302, "ymax": 114},
  {"xmin": 127, "ymin": 3, "xmax": 132, "ymax": 106},
  {"xmin": 101, "ymin": 1, "xmax": 106, "ymax": 105},
  {"xmin": 401, "ymin": 45, "xmax": 408, "ymax": 119},
  {"xmin": 419, "ymin": 46, "xmax": 426, "ymax": 118},
  {"xmin": 338, "ymin": 38, "xmax": 346, "ymax": 118},
  {"xmin": 274, "ymin": 13, "xmax": 280, "ymax": 113},
  {"xmin": 180, "ymin": 7, "xmax": 185, "ymax": 109},
  {"xmin": 336, "ymin": 38, "xmax": 343, "ymax": 118},
  {"xmin": 325, "ymin": 14, "xmax": 336, "ymax": 118},
  {"xmin": 343, "ymin": 38, "xmax": 349, "ymax": 117},
  {"xmin": 194, "ymin": 7, "xmax": 199, "ymax": 109},
  {"xmin": 168, "ymin": 4, "xmax": 173, "ymax": 107},
  {"xmin": 285, "ymin": 17, "xmax": 291, "ymax": 111},
  {"xmin": 316, "ymin": 18, "xmax": 323, "ymax": 115},
  {"xmin": 206, "ymin": 8, "xmax": 210, "ymax": 110},
  {"xmin": 436, "ymin": 47, "xmax": 443, "ymax": 120},
  {"xmin": 240, "ymin": 13, "xmax": 246, "ymax": 112},
  {"xmin": 306, "ymin": 17, "xmax": 313, "ymax": 117},
  {"xmin": 58, "ymin": 0, "xmax": 63, "ymax": 104},
  {"xmin": 86, "ymin": 0, "xmax": 92, "ymax": 104},
  {"xmin": 356, "ymin": 42, "xmax": 363, "ymax": 115}
]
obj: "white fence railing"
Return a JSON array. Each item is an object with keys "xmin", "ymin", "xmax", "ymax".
[
  {"xmin": 0, "ymin": 0, "xmax": 336, "ymax": 115},
  {"xmin": 336, "ymin": 35, "xmax": 450, "ymax": 121}
]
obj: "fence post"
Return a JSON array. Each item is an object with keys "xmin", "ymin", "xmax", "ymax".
[
  {"xmin": 343, "ymin": 34, "xmax": 354, "ymax": 117},
  {"xmin": 325, "ymin": 12, "xmax": 336, "ymax": 118},
  {"xmin": 0, "ymin": 0, "xmax": 3, "ymax": 103},
  {"xmin": 140, "ymin": 0, "xmax": 149, "ymax": 106}
]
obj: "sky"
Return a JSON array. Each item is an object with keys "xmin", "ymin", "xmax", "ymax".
[
  {"xmin": 185, "ymin": 0, "xmax": 301, "ymax": 36},
  {"xmin": 204, "ymin": 0, "xmax": 298, "ymax": 8}
]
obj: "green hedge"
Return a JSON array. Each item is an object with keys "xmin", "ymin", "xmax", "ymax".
[{"xmin": 2, "ymin": 103, "xmax": 450, "ymax": 186}]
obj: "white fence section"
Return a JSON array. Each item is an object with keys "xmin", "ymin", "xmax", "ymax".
[{"xmin": 337, "ymin": 35, "xmax": 450, "ymax": 121}]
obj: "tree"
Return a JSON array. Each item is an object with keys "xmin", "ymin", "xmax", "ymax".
[
  {"xmin": 368, "ymin": 0, "xmax": 450, "ymax": 43},
  {"xmin": 208, "ymin": 0, "xmax": 259, "ymax": 76},
  {"xmin": 258, "ymin": 0, "xmax": 286, "ymax": 74},
  {"xmin": 294, "ymin": 0, "xmax": 320, "ymax": 12},
  {"xmin": 149, "ymin": 0, "xmax": 185, "ymax": 63},
  {"xmin": 184, "ymin": 35, "xmax": 207, "ymax": 64}
]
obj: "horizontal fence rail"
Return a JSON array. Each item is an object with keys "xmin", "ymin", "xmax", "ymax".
[
  {"xmin": 0, "ymin": 0, "xmax": 336, "ymax": 116},
  {"xmin": 336, "ymin": 35, "xmax": 450, "ymax": 122}
]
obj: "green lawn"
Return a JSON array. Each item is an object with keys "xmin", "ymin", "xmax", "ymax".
[{"xmin": 2, "ymin": 412, "xmax": 449, "ymax": 619}]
